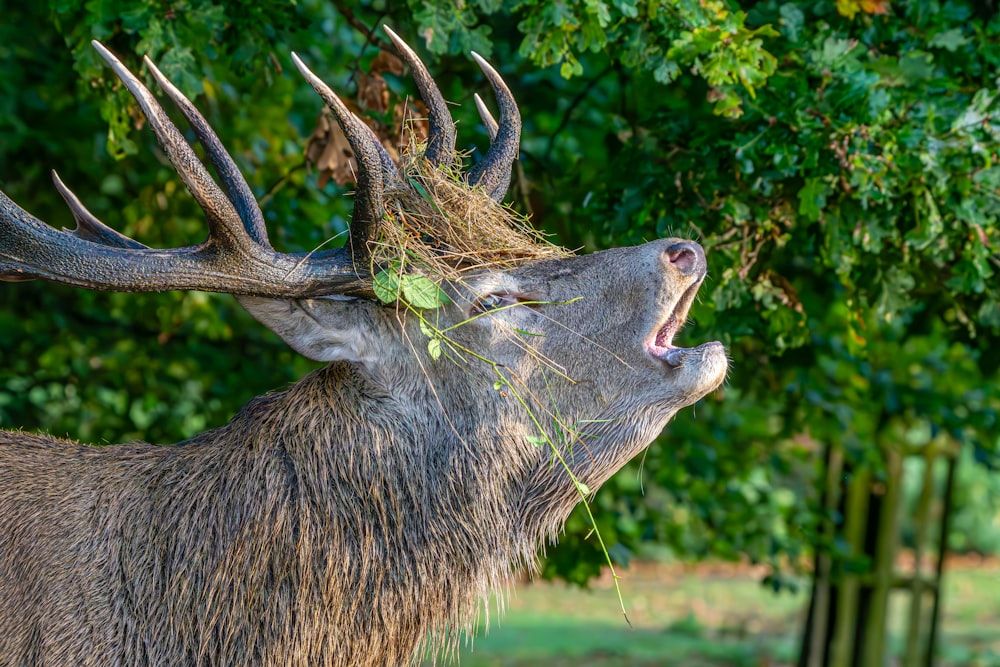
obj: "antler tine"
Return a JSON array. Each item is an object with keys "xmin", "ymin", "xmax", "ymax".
[
  {"xmin": 466, "ymin": 53, "xmax": 521, "ymax": 202},
  {"xmin": 142, "ymin": 56, "xmax": 270, "ymax": 249},
  {"xmin": 52, "ymin": 171, "xmax": 147, "ymax": 249},
  {"xmin": 472, "ymin": 93, "xmax": 509, "ymax": 200},
  {"xmin": 91, "ymin": 41, "xmax": 251, "ymax": 252},
  {"xmin": 383, "ymin": 26, "xmax": 457, "ymax": 168},
  {"xmin": 292, "ymin": 52, "xmax": 384, "ymax": 263},
  {"xmin": 474, "ymin": 93, "xmax": 499, "ymax": 142}
]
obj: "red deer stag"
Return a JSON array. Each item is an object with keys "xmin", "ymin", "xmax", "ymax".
[{"xmin": 0, "ymin": 29, "xmax": 727, "ymax": 667}]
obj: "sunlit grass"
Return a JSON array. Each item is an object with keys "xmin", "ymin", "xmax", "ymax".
[{"xmin": 431, "ymin": 559, "xmax": 1000, "ymax": 667}]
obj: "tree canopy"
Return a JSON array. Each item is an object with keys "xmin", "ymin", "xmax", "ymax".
[{"xmin": 1, "ymin": 0, "xmax": 998, "ymax": 584}]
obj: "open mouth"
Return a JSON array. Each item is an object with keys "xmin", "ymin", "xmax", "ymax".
[{"xmin": 647, "ymin": 282, "xmax": 702, "ymax": 367}]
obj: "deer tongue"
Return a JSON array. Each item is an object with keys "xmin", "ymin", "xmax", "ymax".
[{"xmin": 648, "ymin": 314, "xmax": 685, "ymax": 367}]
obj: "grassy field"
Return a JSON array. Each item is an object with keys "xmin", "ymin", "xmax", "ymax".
[{"xmin": 434, "ymin": 558, "xmax": 1000, "ymax": 667}]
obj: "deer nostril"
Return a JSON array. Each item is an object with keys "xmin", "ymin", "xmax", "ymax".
[{"xmin": 665, "ymin": 241, "xmax": 702, "ymax": 275}]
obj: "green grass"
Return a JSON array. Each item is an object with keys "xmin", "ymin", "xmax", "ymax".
[
  {"xmin": 427, "ymin": 560, "xmax": 1000, "ymax": 667},
  {"xmin": 933, "ymin": 563, "xmax": 1000, "ymax": 667}
]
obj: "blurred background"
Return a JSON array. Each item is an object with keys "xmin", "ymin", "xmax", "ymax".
[{"xmin": 1, "ymin": 1, "xmax": 998, "ymax": 665}]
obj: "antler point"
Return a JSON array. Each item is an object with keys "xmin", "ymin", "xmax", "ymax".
[{"xmin": 91, "ymin": 40, "xmax": 115, "ymax": 63}]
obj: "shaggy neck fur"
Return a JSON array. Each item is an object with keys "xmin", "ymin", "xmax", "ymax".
[{"xmin": 65, "ymin": 362, "xmax": 544, "ymax": 666}]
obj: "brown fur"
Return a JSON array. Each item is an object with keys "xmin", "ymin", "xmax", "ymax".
[
  {"xmin": 0, "ymin": 38, "xmax": 728, "ymax": 666},
  {"xmin": 1, "ymin": 236, "xmax": 727, "ymax": 665}
]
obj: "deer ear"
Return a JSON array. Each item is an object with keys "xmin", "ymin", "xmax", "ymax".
[{"xmin": 237, "ymin": 296, "xmax": 385, "ymax": 364}]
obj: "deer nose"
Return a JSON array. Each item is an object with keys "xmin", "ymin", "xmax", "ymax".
[{"xmin": 664, "ymin": 241, "xmax": 704, "ymax": 276}]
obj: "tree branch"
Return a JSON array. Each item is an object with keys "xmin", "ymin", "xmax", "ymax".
[
  {"xmin": 329, "ymin": 0, "xmax": 392, "ymax": 52},
  {"xmin": 544, "ymin": 65, "xmax": 614, "ymax": 162}
]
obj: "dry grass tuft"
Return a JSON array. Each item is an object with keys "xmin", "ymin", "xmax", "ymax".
[{"xmin": 367, "ymin": 153, "xmax": 569, "ymax": 281}]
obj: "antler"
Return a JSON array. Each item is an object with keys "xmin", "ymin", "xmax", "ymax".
[
  {"xmin": 384, "ymin": 26, "xmax": 458, "ymax": 169},
  {"xmin": 0, "ymin": 42, "xmax": 376, "ymax": 297},
  {"xmin": 0, "ymin": 34, "xmax": 524, "ymax": 297},
  {"xmin": 466, "ymin": 53, "xmax": 521, "ymax": 202},
  {"xmin": 291, "ymin": 53, "xmax": 390, "ymax": 263},
  {"xmin": 382, "ymin": 28, "xmax": 520, "ymax": 202},
  {"xmin": 474, "ymin": 93, "xmax": 500, "ymax": 142},
  {"xmin": 471, "ymin": 92, "xmax": 512, "ymax": 201}
]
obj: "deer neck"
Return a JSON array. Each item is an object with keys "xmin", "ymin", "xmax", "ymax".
[{"xmin": 182, "ymin": 361, "xmax": 537, "ymax": 656}]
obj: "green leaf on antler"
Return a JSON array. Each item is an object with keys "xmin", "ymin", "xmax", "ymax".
[
  {"xmin": 399, "ymin": 274, "xmax": 450, "ymax": 309},
  {"xmin": 372, "ymin": 268, "xmax": 402, "ymax": 305}
]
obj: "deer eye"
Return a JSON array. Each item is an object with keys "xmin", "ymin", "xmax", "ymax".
[{"xmin": 471, "ymin": 293, "xmax": 521, "ymax": 315}]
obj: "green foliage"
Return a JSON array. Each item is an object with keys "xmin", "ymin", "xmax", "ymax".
[
  {"xmin": 47, "ymin": 0, "xmax": 308, "ymax": 158},
  {"xmin": 2, "ymin": 0, "xmax": 999, "ymax": 589},
  {"xmin": 373, "ymin": 266, "xmax": 450, "ymax": 359},
  {"xmin": 409, "ymin": 0, "xmax": 498, "ymax": 57},
  {"xmin": 373, "ymin": 268, "xmax": 450, "ymax": 310},
  {"xmin": 407, "ymin": 0, "xmax": 777, "ymax": 116},
  {"xmin": 541, "ymin": 0, "xmax": 1000, "ymax": 582}
]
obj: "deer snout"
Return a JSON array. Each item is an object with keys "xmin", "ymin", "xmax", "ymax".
[{"xmin": 664, "ymin": 241, "xmax": 705, "ymax": 277}]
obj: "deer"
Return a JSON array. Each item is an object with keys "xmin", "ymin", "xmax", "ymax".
[{"xmin": 0, "ymin": 28, "xmax": 727, "ymax": 667}]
